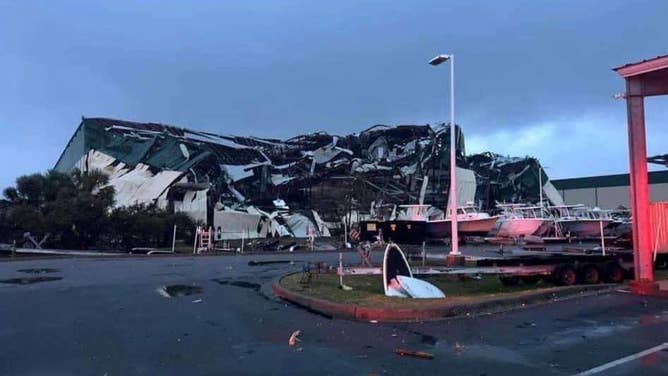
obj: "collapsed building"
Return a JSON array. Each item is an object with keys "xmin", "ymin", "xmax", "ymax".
[{"xmin": 54, "ymin": 117, "xmax": 564, "ymax": 239}]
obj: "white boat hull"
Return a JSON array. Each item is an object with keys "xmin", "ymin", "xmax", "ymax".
[
  {"xmin": 426, "ymin": 216, "xmax": 499, "ymax": 238},
  {"xmin": 495, "ymin": 218, "xmax": 545, "ymax": 238},
  {"xmin": 459, "ymin": 216, "xmax": 500, "ymax": 235},
  {"xmin": 396, "ymin": 275, "xmax": 445, "ymax": 299},
  {"xmin": 559, "ymin": 219, "xmax": 612, "ymax": 237},
  {"xmin": 533, "ymin": 220, "xmax": 555, "ymax": 237}
]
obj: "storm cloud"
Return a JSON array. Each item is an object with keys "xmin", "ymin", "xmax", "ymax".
[{"xmin": 1, "ymin": 0, "xmax": 667, "ymax": 188}]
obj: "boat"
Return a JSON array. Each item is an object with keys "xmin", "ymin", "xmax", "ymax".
[
  {"xmin": 382, "ymin": 243, "xmax": 445, "ymax": 298},
  {"xmin": 383, "ymin": 243, "xmax": 413, "ymax": 297},
  {"xmin": 492, "ymin": 204, "xmax": 550, "ymax": 238},
  {"xmin": 394, "ymin": 204, "xmax": 431, "ymax": 221},
  {"xmin": 425, "ymin": 204, "xmax": 499, "ymax": 238},
  {"xmin": 548, "ymin": 205, "xmax": 613, "ymax": 238},
  {"xmin": 605, "ymin": 209, "xmax": 632, "ymax": 237},
  {"xmin": 396, "ymin": 275, "xmax": 446, "ymax": 299}
]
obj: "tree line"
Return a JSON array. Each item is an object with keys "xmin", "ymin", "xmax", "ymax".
[{"xmin": 0, "ymin": 170, "xmax": 198, "ymax": 250}]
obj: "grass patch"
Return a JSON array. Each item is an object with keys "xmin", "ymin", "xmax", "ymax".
[{"xmin": 280, "ymin": 272, "xmax": 560, "ymax": 309}]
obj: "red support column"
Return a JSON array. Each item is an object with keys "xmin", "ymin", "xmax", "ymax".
[{"xmin": 626, "ymin": 78, "xmax": 657, "ymax": 294}]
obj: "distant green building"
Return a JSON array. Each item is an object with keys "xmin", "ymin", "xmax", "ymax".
[{"xmin": 552, "ymin": 171, "xmax": 668, "ymax": 209}]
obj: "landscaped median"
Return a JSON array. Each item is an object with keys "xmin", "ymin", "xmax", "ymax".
[{"xmin": 272, "ymin": 272, "xmax": 618, "ymax": 322}]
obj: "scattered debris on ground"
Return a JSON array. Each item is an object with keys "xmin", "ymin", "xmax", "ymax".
[
  {"xmin": 0, "ymin": 276, "xmax": 63, "ymax": 285},
  {"xmin": 248, "ymin": 260, "xmax": 293, "ymax": 266},
  {"xmin": 394, "ymin": 348, "xmax": 434, "ymax": 360},
  {"xmin": 288, "ymin": 330, "xmax": 302, "ymax": 347},
  {"xmin": 17, "ymin": 268, "xmax": 60, "ymax": 274},
  {"xmin": 211, "ymin": 279, "xmax": 261, "ymax": 291}
]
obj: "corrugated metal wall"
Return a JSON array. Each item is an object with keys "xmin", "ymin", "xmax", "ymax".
[
  {"xmin": 559, "ymin": 183, "xmax": 668, "ymax": 209},
  {"xmin": 650, "ymin": 202, "xmax": 668, "ymax": 254}
]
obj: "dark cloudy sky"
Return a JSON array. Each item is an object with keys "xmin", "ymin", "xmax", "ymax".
[{"xmin": 1, "ymin": 0, "xmax": 668, "ymax": 189}]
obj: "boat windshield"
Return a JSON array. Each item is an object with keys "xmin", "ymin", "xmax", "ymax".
[{"xmin": 397, "ymin": 205, "xmax": 430, "ymax": 220}]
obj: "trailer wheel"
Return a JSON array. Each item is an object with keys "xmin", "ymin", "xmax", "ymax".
[
  {"xmin": 499, "ymin": 276, "xmax": 520, "ymax": 286},
  {"xmin": 554, "ymin": 265, "xmax": 577, "ymax": 286},
  {"xmin": 579, "ymin": 264, "xmax": 601, "ymax": 284},
  {"xmin": 603, "ymin": 262, "xmax": 625, "ymax": 283}
]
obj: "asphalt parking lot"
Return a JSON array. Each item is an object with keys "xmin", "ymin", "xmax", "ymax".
[{"xmin": 1, "ymin": 251, "xmax": 666, "ymax": 375}]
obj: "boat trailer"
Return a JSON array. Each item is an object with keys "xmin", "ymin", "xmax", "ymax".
[{"xmin": 337, "ymin": 247, "xmax": 642, "ymax": 287}]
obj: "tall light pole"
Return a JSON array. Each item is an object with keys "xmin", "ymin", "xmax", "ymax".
[{"xmin": 429, "ymin": 54, "xmax": 459, "ymax": 256}]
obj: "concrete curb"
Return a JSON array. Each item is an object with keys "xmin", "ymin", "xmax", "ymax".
[{"xmin": 272, "ymin": 273, "xmax": 619, "ymax": 322}]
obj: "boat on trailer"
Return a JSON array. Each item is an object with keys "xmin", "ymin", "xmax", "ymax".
[
  {"xmin": 548, "ymin": 205, "xmax": 613, "ymax": 238},
  {"xmin": 605, "ymin": 209, "xmax": 632, "ymax": 237},
  {"xmin": 492, "ymin": 204, "xmax": 551, "ymax": 238},
  {"xmin": 425, "ymin": 204, "xmax": 499, "ymax": 238}
]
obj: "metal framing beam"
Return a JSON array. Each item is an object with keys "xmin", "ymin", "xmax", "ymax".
[
  {"xmin": 647, "ymin": 154, "xmax": 668, "ymax": 166},
  {"xmin": 625, "ymin": 77, "xmax": 654, "ymax": 283}
]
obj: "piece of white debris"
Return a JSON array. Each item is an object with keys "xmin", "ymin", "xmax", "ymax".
[
  {"xmin": 289, "ymin": 330, "xmax": 302, "ymax": 346},
  {"xmin": 156, "ymin": 287, "xmax": 171, "ymax": 298}
]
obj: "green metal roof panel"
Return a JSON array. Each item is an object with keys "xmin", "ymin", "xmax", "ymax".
[
  {"xmin": 54, "ymin": 122, "xmax": 86, "ymax": 171},
  {"xmin": 83, "ymin": 119, "xmax": 157, "ymax": 166},
  {"xmin": 141, "ymin": 136, "xmax": 196, "ymax": 170}
]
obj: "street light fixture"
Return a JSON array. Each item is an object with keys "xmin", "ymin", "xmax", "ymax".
[
  {"xmin": 428, "ymin": 54, "xmax": 451, "ymax": 66},
  {"xmin": 429, "ymin": 54, "xmax": 459, "ymax": 256}
]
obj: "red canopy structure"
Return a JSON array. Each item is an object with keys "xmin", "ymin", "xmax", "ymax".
[{"xmin": 614, "ymin": 54, "xmax": 668, "ymax": 294}]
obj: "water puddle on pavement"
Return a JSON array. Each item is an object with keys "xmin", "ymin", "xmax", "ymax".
[
  {"xmin": 549, "ymin": 321, "xmax": 636, "ymax": 346},
  {"xmin": 0, "ymin": 276, "xmax": 63, "ymax": 285},
  {"xmin": 17, "ymin": 268, "xmax": 60, "ymax": 274},
  {"xmin": 461, "ymin": 344, "xmax": 538, "ymax": 366},
  {"xmin": 152, "ymin": 272, "xmax": 186, "ymax": 277},
  {"xmin": 402, "ymin": 329, "xmax": 439, "ymax": 346},
  {"xmin": 157, "ymin": 284, "xmax": 203, "ymax": 298},
  {"xmin": 165, "ymin": 263, "xmax": 193, "ymax": 268},
  {"xmin": 420, "ymin": 334, "xmax": 438, "ymax": 346},
  {"xmin": 211, "ymin": 278, "xmax": 261, "ymax": 291},
  {"xmin": 248, "ymin": 260, "xmax": 293, "ymax": 266}
]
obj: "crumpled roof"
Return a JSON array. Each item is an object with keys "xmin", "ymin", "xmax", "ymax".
[
  {"xmin": 466, "ymin": 152, "xmax": 560, "ymax": 210},
  {"xmin": 55, "ymin": 117, "xmax": 558, "ymax": 224}
]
